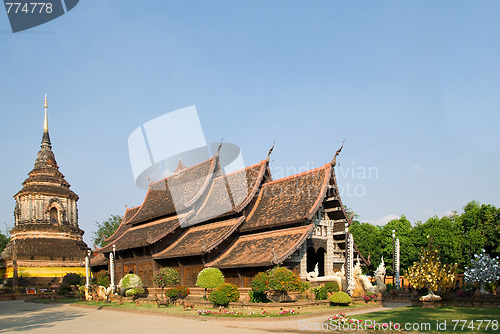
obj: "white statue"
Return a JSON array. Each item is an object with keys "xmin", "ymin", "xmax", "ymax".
[
  {"xmin": 373, "ymin": 257, "xmax": 387, "ymax": 294},
  {"xmin": 306, "ymin": 263, "xmax": 319, "ymax": 280}
]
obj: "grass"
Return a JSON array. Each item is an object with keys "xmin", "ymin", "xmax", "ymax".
[
  {"xmin": 30, "ymin": 297, "xmax": 80, "ymax": 304},
  {"xmin": 352, "ymin": 306, "xmax": 499, "ymax": 333},
  {"xmin": 71, "ymin": 300, "xmax": 366, "ymax": 317}
]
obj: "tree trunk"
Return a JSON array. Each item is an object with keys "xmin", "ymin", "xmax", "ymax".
[{"xmin": 479, "ymin": 282, "xmax": 489, "ymax": 294}]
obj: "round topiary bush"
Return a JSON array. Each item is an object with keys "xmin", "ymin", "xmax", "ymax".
[
  {"xmin": 153, "ymin": 267, "xmax": 180, "ymax": 290},
  {"xmin": 196, "ymin": 268, "xmax": 224, "ymax": 289},
  {"xmin": 330, "ymin": 291, "xmax": 352, "ymax": 305},
  {"xmin": 267, "ymin": 267, "xmax": 301, "ymax": 293},
  {"xmin": 121, "ymin": 274, "xmax": 143, "ymax": 290},
  {"xmin": 216, "ymin": 283, "xmax": 240, "ymax": 302},
  {"xmin": 324, "ymin": 281, "xmax": 339, "ymax": 293},
  {"xmin": 251, "ymin": 272, "xmax": 269, "ymax": 293},
  {"xmin": 209, "ymin": 289, "xmax": 229, "ymax": 306},
  {"xmin": 196, "ymin": 267, "xmax": 224, "ymax": 298},
  {"xmin": 125, "ymin": 287, "xmax": 145, "ymax": 298}
]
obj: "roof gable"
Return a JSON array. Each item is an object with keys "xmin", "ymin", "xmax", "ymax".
[{"xmin": 240, "ymin": 164, "xmax": 331, "ymax": 232}]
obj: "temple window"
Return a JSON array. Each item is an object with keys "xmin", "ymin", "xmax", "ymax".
[{"xmin": 50, "ymin": 207, "xmax": 59, "ymax": 224}]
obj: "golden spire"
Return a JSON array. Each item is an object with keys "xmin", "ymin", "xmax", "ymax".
[{"xmin": 43, "ymin": 94, "xmax": 48, "ymax": 133}]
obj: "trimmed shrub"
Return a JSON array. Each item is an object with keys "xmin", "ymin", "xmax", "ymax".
[
  {"xmin": 251, "ymin": 271, "xmax": 270, "ymax": 293},
  {"xmin": 62, "ymin": 273, "xmax": 85, "ymax": 288},
  {"xmin": 92, "ymin": 270, "xmax": 110, "ymax": 287},
  {"xmin": 57, "ymin": 287, "xmax": 71, "ymax": 296},
  {"xmin": 330, "ymin": 291, "xmax": 352, "ymax": 305},
  {"xmin": 324, "ymin": 281, "xmax": 339, "ymax": 293},
  {"xmin": 299, "ymin": 281, "xmax": 311, "ymax": 293},
  {"xmin": 209, "ymin": 289, "xmax": 229, "ymax": 306},
  {"xmin": 121, "ymin": 274, "xmax": 143, "ymax": 290},
  {"xmin": 153, "ymin": 267, "xmax": 179, "ymax": 290},
  {"xmin": 248, "ymin": 289, "xmax": 269, "ymax": 303},
  {"xmin": 59, "ymin": 273, "xmax": 84, "ymax": 295},
  {"xmin": 196, "ymin": 267, "xmax": 224, "ymax": 289},
  {"xmin": 267, "ymin": 267, "xmax": 301, "ymax": 293},
  {"xmin": 216, "ymin": 283, "xmax": 240, "ymax": 302},
  {"xmin": 125, "ymin": 287, "xmax": 145, "ymax": 298},
  {"xmin": 165, "ymin": 286, "xmax": 190, "ymax": 303},
  {"xmin": 312, "ymin": 286, "xmax": 328, "ymax": 300},
  {"xmin": 176, "ymin": 286, "xmax": 190, "ymax": 298}
]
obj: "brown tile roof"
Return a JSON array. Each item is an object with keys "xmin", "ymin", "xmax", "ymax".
[
  {"xmin": 100, "ymin": 213, "xmax": 191, "ymax": 252},
  {"xmin": 104, "ymin": 206, "xmax": 141, "ymax": 245},
  {"xmin": 90, "ymin": 252, "xmax": 108, "ymax": 267},
  {"xmin": 206, "ymin": 224, "xmax": 313, "ymax": 269},
  {"xmin": 127, "ymin": 158, "xmax": 216, "ymax": 225},
  {"xmin": 240, "ymin": 164, "xmax": 331, "ymax": 232},
  {"xmin": 153, "ymin": 217, "xmax": 245, "ymax": 259},
  {"xmin": 187, "ymin": 160, "xmax": 268, "ymax": 226}
]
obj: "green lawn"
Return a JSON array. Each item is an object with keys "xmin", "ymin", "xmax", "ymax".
[
  {"xmin": 73, "ymin": 300, "xmax": 366, "ymax": 317},
  {"xmin": 353, "ymin": 306, "xmax": 499, "ymax": 333},
  {"xmin": 31, "ymin": 297, "xmax": 80, "ymax": 304}
]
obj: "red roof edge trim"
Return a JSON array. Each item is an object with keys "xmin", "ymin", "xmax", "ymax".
[
  {"xmin": 306, "ymin": 164, "xmax": 332, "ymax": 221},
  {"xmin": 275, "ymin": 224, "xmax": 314, "ymax": 264},
  {"xmin": 261, "ymin": 164, "xmax": 328, "ymax": 186},
  {"xmin": 185, "ymin": 157, "xmax": 217, "ymax": 208},
  {"xmin": 104, "ymin": 206, "xmax": 140, "ymax": 242},
  {"xmin": 204, "ymin": 216, "xmax": 245, "ymax": 254},
  {"xmin": 234, "ymin": 160, "xmax": 268, "ymax": 213},
  {"xmin": 330, "ymin": 167, "xmax": 354, "ymax": 226},
  {"xmin": 148, "ymin": 210, "xmax": 194, "ymax": 245}
]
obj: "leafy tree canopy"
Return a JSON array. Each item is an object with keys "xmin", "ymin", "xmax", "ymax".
[
  {"xmin": 0, "ymin": 233, "xmax": 9, "ymax": 253},
  {"xmin": 346, "ymin": 201, "xmax": 499, "ymax": 274},
  {"xmin": 92, "ymin": 215, "xmax": 122, "ymax": 249}
]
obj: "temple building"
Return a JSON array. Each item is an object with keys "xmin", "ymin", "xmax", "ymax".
[
  {"xmin": 0, "ymin": 96, "xmax": 88, "ymax": 287},
  {"xmin": 94, "ymin": 144, "xmax": 368, "ymax": 287}
]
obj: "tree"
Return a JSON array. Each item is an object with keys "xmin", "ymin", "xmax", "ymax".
[
  {"xmin": 457, "ymin": 201, "xmax": 500, "ymax": 261},
  {"xmin": 0, "ymin": 233, "xmax": 9, "ymax": 253},
  {"xmin": 92, "ymin": 215, "xmax": 122, "ymax": 248},
  {"xmin": 464, "ymin": 249, "xmax": 500, "ymax": 294},
  {"xmin": 196, "ymin": 267, "xmax": 224, "ymax": 298},
  {"xmin": 404, "ymin": 237, "xmax": 457, "ymax": 297},
  {"xmin": 349, "ymin": 221, "xmax": 382, "ymax": 273},
  {"xmin": 381, "ymin": 215, "xmax": 418, "ymax": 274},
  {"xmin": 267, "ymin": 266, "xmax": 301, "ymax": 296},
  {"xmin": 153, "ymin": 267, "xmax": 180, "ymax": 291},
  {"xmin": 412, "ymin": 214, "xmax": 463, "ymax": 267}
]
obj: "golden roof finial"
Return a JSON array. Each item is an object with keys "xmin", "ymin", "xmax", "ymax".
[{"xmin": 43, "ymin": 94, "xmax": 48, "ymax": 133}]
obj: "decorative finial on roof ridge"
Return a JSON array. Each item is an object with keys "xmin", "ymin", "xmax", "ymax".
[
  {"xmin": 124, "ymin": 202, "xmax": 128, "ymax": 209},
  {"xmin": 43, "ymin": 94, "xmax": 48, "ymax": 133},
  {"xmin": 41, "ymin": 94, "xmax": 51, "ymax": 147},
  {"xmin": 216, "ymin": 138, "xmax": 223, "ymax": 156},
  {"xmin": 174, "ymin": 157, "xmax": 186, "ymax": 173},
  {"xmin": 331, "ymin": 139, "xmax": 345, "ymax": 167},
  {"xmin": 266, "ymin": 140, "xmax": 275, "ymax": 160}
]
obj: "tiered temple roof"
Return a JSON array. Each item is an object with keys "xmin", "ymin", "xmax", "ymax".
[
  {"xmin": 240, "ymin": 164, "xmax": 331, "ymax": 232},
  {"xmin": 97, "ymin": 144, "xmax": 367, "ymax": 275},
  {"xmin": 154, "ymin": 217, "xmax": 245, "ymax": 259},
  {"xmin": 127, "ymin": 158, "xmax": 216, "ymax": 225},
  {"xmin": 206, "ymin": 224, "xmax": 314, "ymax": 269}
]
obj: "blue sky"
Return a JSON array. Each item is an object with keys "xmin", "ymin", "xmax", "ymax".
[{"xmin": 1, "ymin": 1, "xmax": 499, "ymax": 246}]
